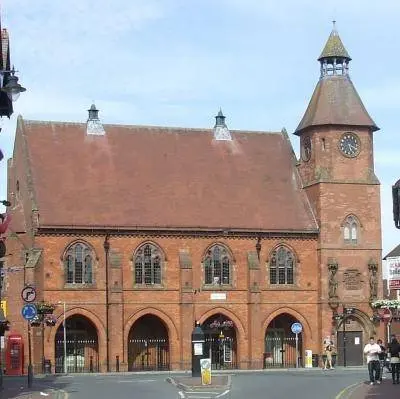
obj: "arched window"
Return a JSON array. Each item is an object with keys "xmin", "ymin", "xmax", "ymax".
[
  {"xmin": 134, "ymin": 244, "xmax": 162, "ymax": 285},
  {"xmin": 269, "ymin": 246, "xmax": 295, "ymax": 285},
  {"xmin": 65, "ymin": 242, "xmax": 94, "ymax": 284},
  {"xmin": 343, "ymin": 215, "xmax": 358, "ymax": 244},
  {"xmin": 204, "ymin": 245, "xmax": 232, "ymax": 285}
]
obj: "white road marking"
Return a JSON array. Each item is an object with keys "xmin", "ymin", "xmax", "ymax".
[
  {"xmin": 216, "ymin": 390, "xmax": 230, "ymax": 398},
  {"xmin": 116, "ymin": 379, "xmax": 157, "ymax": 383}
]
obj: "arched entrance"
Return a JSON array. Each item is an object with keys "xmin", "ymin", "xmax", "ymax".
[
  {"xmin": 127, "ymin": 314, "xmax": 169, "ymax": 371},
  {"xmin": 336, "ymin": 313, "xmax": 366, "ymax": 366},
  {"xmin": 202, "ymin": 313, "xmax": 237, "ymax": 370},
  {"xmin": 54, "ymin": 315, "xmax": 99, "ymax": 373},
  {"xmin": 264, "ymin": 313, "xmax": 303, "ymax": 368}
]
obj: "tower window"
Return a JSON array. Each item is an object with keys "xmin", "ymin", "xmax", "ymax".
[{"xmin": 343, "ymin": 215, "xmax": 359, "ymax": 244}]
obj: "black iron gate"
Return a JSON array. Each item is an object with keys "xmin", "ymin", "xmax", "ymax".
[
  {"xmin": 264, "ymin": 335, "xmax": 302, "ymax": 368},
  {"xmin": 204, "ymin": 336, "xmax": 237, "ymax": 370},
  {"xmin": 128, "ymin": 338, "xmax": 169, "ymax": 371},
  {"xmin": 55, "ymin": 336, "xmax": 99, "ymax": 373}
]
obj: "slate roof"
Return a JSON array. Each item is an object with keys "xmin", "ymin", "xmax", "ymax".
[
  {"xmin": 16, "ymin": 118, "xmax": 318, "ymax": 232},
  {"xmin": 384, "ymin": 244, "xmax": 400, "ymax": 260},
  {"xmin": 295, "ymin": 75, "xmax": 378, "ymax": 134}
]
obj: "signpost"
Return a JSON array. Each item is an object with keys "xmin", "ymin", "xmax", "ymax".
[
  {"xmin": 382, "ymin": 308, "xmax": 392, "ymax": 323},
  {"xmin": 21, "ymin": 286, "xmax": 36, "ymax": 303},
  {"xmin": 291, "ymin": 322, "xmax": 303, "ymax": 368},
  {"xmin": 21, "ymin": 304, "xmax": 36, "ymax": 387},
  {"xmin": 21, "ymin": 304, "xmax": 37, "ymax": 321},
  {"xmin": 387, "ymin": 257, "xmax": 400, "ymax": 290},
  {"xmin": 200, "ymin": 358, "xmax": 211, "ymax": 385}
]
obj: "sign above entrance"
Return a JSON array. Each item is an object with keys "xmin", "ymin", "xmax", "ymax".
[
  {"xmin": 210, "ymin": 293, "xmax": 226, "ymax": 300},
  {"xmin": 291, "ymin": 322, "xmax": 302, "ymax": 334},
  {"xmin": 387, "ymin": 256, "xmax": 400, "ymax": 290}
]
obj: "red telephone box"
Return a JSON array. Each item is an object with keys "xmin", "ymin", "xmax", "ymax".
[{"xmin": 5, "ymin": 333, "xmax": 24, "ymax": 376}]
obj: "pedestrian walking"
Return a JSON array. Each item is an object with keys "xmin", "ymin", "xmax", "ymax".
[
  {"xmin": 388, "ymin": 336, "xmax": 400, "ymax": 384},
  {"xmin": 377, "ymin": 339, "xmax": 386, "ymax": 381},
  {"xmin": 363, "ymin": 337, "xmax": 381, "ymax": 385}
]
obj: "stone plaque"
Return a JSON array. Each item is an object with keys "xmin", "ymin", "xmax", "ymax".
[
  {"xmin": 343, "ymin": 269, "xmax": 362, "ymax": 290},
  {"xmin": 210, "ymin": 292, "xmax": 226, "ymax": 300},
  {"xmin": 109, "ymin": 250, "xmax": 122, "ymax": 268}
]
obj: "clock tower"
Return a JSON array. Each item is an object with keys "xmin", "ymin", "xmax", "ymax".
[{"xmin": 295, "ymin": 23, "xmax": 382, "ymax": 360}]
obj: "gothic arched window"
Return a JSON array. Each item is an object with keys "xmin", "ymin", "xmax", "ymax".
[
  {"xmin": 65, "ymin": 242, "xmax": 94, "ymax": 284},
  {"xmin": 343, "ymin": 215, "xmax": 359, "ymax": 244},
  {"xmin": 204, "ymin": 245, "xmax": 232, "ymax": 285},
  {"xmin": 134, "ymin": 243, "xmax": 162, "ymax": 285},
  {"xmin": 269, "ymin": 246, "xmax": 295, "ymax": 285}
]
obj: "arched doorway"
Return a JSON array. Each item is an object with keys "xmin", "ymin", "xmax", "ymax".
[
  {"xmin": 127, "ymin": 314, "xmax": 169, "ymax": 371},
  {"xmin": 264, "ymin": 313, "xmax": 302, "ymax": 368},
  {"xmin": 202, "ymin": 314, "xmax": 237, "ymax": 370},
  {"xmin": 336, "ymin": 314, "xmax": 366, "ymax": 366},
  {"xmin": 54, "ymin": 315, "xmax": 99, "ymax": 373}
]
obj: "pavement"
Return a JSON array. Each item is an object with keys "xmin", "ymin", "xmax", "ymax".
[
  {"xmin": 339, "ymin": 380, "xmax": 400, "ymax": 398},
  {"xmin": 1, "ymin": 376, "xmax": 68, "ymax": 399}
]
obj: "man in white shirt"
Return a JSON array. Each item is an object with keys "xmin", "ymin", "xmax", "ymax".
[{"xmin": 364, "ymin": 337, "xmax": 382, "ymax": 385}]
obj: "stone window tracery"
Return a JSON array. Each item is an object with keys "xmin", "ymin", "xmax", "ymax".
[
  {"xmin": 64, "ymin": 242, "xmax": 94, "ymax": 284},
  {"xmin": 343, "ymin": 215, "xmax": 359, "ymax": 244},
  {"xmin": 204, "ymin": 245, "xmax": 231, "ymax": 285},
  {"xmin": 134, "ymin": 243, "xmax": 162, "ymax": 285},
  {"xmin": 269, "ymin": 246, "xmax": 295, "ymax": 285}
]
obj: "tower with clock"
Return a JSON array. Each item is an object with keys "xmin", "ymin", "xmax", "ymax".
[{"xmin": 295, "ymin": 22, "xmax": 382, "ymax": 360}]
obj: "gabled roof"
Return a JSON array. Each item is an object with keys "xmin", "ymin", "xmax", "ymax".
[
  {"xmin": 16, "ymin": 118, "xmax": 318, "ymax": 233},
  {"xmin": 295, "ymin": 76, "xmax": 378, "ymax": 134},
  {"xmin": 383, "ymin": 244, "xmax": 400, "ymax": 260}
]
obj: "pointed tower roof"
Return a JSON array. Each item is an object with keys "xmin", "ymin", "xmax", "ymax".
[
  {"xmin": 213, "ymin": 108, "xmax": 232, "ymax": 140},
  {"xmin": 318, "ymin": 21, "xmax": 351, "ymax": 61},
  {"xmin": 295, "ymin": 23, "xmax": 378, "ymax": 135},
  {"xmin": 86, "ymin": 103, "xmax": 105, "ymax": 135}
]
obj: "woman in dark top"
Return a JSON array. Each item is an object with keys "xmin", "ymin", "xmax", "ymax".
[{"xmin": 388, "ymin": 337, "xmax": 400, "ymax": 384}]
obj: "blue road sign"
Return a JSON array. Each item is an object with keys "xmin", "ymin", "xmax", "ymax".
[
  {"xmin": 21, "ymin": 304, "xmax": 37, "ymax": 320},
  {"xmin": 291, "ymin": 322, "xmax": 302, "ymax": 334}
]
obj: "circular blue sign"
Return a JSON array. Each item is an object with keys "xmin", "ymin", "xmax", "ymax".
[
  {"xmin": 291, "ymin": 322, "xmax": 302, "ymax": 334},
  {"xmin": 21, "ymin": 304, "xmax": 37, "ymax": 320}
]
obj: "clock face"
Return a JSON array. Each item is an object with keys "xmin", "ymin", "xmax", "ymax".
[
  {"xmin": 339, "ymin": 133, "xmax": 360, "ymax": 157},
  {"xmin": 301, "ymin": 136, "xmax": 311, "ymax": 162}
]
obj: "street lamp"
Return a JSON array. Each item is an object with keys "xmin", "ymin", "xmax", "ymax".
[
  {"xmin": 393, "ymin": 179, "xmax": 400, "ymax": 229},
  {"xmin": 57, "ymin": 302, "xmax": 67, "ymax": 374},
  {"xmin": 0, "ymin": 67, "xmax": 26, "ymax": 102}
]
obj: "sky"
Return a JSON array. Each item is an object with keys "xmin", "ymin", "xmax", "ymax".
[{"xmin": 0, "ymin": 0, "xmax": 399, "ymax": 263}]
